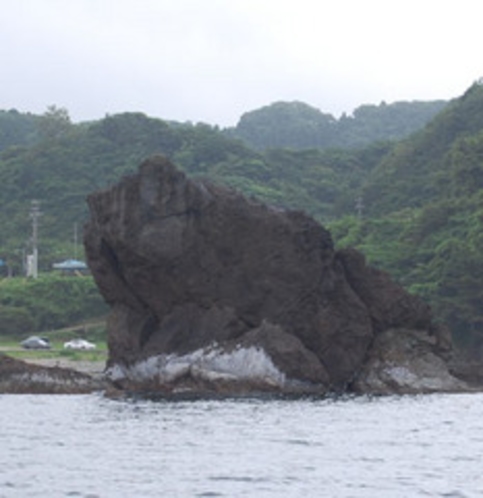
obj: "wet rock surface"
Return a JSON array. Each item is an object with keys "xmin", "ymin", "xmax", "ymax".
[
  {"xmin": 0, "ymin": 354, "xmax": 106, "ymax": 394},
  {"xmin": 83, "ymin": 156, "xmax": 471, "ymax": 396},
  {"xmin": 351, "ymin": 328, "xmax": 469, "ymax": 394}
]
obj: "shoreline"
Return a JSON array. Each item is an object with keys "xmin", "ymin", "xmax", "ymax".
[{"xmin": 21, "ymin": 357, "xmax": 107, "ymax": 379}]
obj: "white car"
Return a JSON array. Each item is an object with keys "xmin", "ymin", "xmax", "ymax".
[{"xmin": 63, "ymin": 338, "xmax": 96, "ymax": 350}]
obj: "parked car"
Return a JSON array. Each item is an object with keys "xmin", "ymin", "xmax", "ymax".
[
  {"xmin": 63, "ymin": 338, "xmax": 96, "ymax": 350},
  {"xmin": 20, "ymin": 336, "xmax": 51, "ymax": 350}
]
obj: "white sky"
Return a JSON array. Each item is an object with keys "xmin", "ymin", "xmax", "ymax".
[{"xmin": 1, "ymin": 0, "xmax": 482, "ymax": 126}]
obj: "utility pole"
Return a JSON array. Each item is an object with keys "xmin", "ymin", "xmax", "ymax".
[
  {"xmin": 355, "ymin": 195, "xmax": 364, "ymax": 219},
  {"xmin": 74, "ymin": 222, "xmax": 78, "ymax": 260},
  {"xmin": 29, "ymin": 200, "xmax": 41, "ymax": 278}
]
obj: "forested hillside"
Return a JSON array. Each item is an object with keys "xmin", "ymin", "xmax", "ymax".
[
  {"xmin": 332, "ymin": 82, "xmax": 483, "ymax": 350},
  {"xmin": 1, "ymin": 87, "xmax": 482, "ymax": 352},
  {"xmin": 0, "ymin": 109, "xmax": 40, "ymax": 151},
  {"xmin": 228, "ymin": 100, "xmax": 447, "ymax": 150}
]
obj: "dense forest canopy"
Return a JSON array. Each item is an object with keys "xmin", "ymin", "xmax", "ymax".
[
  {"xmin": 0, "ymin": 109, "xmax": 40, "ymax": 151},
  {"xmin": 1, "ymin": 87, "xmax": 483, "ymax": 352}
]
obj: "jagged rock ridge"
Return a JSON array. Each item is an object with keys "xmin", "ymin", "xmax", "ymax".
[{"xmin": 84, "ymin": 156, "xmax": 467, "ymax": 395}]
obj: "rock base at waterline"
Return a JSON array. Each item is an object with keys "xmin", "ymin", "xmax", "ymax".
[
  {"xmin": 352, "ymin": 329, "xmax": 469, "ymax": 395},
  {"xmin": 0, "ymin": 354, "xmax": 105, "ymax": 394},
  {"xmin": 106, "ymin": 340, "xmax": 326, "ymax": 396}
]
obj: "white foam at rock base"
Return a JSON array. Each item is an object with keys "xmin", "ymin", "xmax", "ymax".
[{"xmin": 106, "ymin": 345, "xmax": 286, "ymax": 388}]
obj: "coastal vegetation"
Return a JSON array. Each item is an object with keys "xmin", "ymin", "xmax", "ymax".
[
  {"xmin": 0, "ymin": 274, "xmax": 107, "ymax": 337},
  {"xmin": 0, "ymin": 85, "xmax": 482, "ymax": 353}
]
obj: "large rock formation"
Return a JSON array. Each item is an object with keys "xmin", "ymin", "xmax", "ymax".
[{"xmin": 84, "ymin": 156, "xmax": 468, "ymax": 396}]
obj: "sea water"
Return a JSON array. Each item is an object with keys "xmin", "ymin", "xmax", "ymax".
[{"xmin": 1, "ymin": 393, "xmax": 482, "ymax": 497}]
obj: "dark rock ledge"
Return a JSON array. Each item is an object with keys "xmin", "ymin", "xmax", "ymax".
[
  {"xmin": 0, "ymin": 354, "xmax": 105, "ymax": 394},
  {"xmin": 80, "ymin": 155, "xmax": 474, "ymax": 397}
]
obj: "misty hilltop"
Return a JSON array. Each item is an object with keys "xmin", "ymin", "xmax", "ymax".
[
  {"xmin": 0, "ymin": 98, "xmax": 446, "ymax": 154},
  {"xmin": 226, "ymin": 99, "xmax": 447, "ymax": 150}
]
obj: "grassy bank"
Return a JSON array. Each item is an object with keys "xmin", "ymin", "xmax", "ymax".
[{"xmin": 0, "ymin": 320, "xmax": 108, "ymax": 362}]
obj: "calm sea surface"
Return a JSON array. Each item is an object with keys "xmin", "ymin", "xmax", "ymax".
[{"xmin": 1, "ymin": 393, "xmax": 482, "ymax": 497}]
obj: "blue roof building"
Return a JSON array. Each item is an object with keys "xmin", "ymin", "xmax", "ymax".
[{"xmin": 52, "ymin": 259, "xmax": 89, "ymax": 275}]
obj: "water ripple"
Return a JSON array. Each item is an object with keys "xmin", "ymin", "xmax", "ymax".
[{"xmin": 1, "ymin": 393, "xmax": 483, "ymax": 497}]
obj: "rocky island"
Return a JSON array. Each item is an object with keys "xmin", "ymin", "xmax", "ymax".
[{"xmin": 82, "ymin": 155, "xmax": 468, "ymax": 397}]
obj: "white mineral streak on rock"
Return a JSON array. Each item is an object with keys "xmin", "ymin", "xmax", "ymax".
[
  {"xmin": 107, "ymin": 345, "xmax": 286, "ymax": 387},
  {"xmin": 376, "ymin": 357, "xmax": 467, "ymax": 392},
  {"xmin": 10, "ymin": 372, "xmax": 92, "ymax": 387},
  {"xmin": 383, "ymin": 365, "xmax": 463, "ymax": 391},
  {"xmin": 384, "ymin": 366, "xmax": 419, "ymax": 385}
]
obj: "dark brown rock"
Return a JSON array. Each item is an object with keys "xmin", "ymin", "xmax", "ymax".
[
  {"xmin": 84, "ymin": 156, "xmax": 465, "ymax": 395},
  {"xmin": 350, "ymin": 329, "xmax": 464, "ymax": 394},
  {"xmin": 0, "ymin": 354, "xmax": 104, "ymax": 394},
  {"xmin": 336, "ymin": 248, "xmax": 433, "ymax": 333}
]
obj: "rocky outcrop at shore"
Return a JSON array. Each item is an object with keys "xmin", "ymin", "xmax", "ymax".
[
  {"xmin": 352, "ymin": 328, "xmax": 467, "ymax": 394},
  {"xmin": 83, "ymin": 156, "xmax": 470, "ymax": 396},
  {"xmin": 0, "ymin": 354, "xmax": 105, "ymax": 394}
]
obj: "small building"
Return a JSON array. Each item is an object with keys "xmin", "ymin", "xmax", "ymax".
[{"xmin": 52, "ymin": 259, "xmax": 89, "ymax": 276}]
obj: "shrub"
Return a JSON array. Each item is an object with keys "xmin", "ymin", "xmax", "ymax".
[{"xmin": 0, "ymin": 305, "xmax": 35, "ymax": 337}]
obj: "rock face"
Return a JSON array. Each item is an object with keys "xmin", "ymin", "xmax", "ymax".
[
  {"xmin": 0, "ymin": 354, "xmax": 104, "ymax": 394},
  {"xmin": 352, "ymin": 328, "xmax": 467, "ymax": 394},
  {"xmin": 84, "ymin": 156, "xmax": 468, "ymax": 395}
]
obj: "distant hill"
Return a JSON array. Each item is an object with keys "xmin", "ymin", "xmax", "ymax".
[
  {"xmin": 364, "ymin": 84, "xmax": 483, "ymax": 215},
  {"xmin": 332, "ymin": 82, "xmax": 483, "ymax": 348},
  {"xmin": 227, "ymin": 100, "xmax": 447, "ymax": 150}
]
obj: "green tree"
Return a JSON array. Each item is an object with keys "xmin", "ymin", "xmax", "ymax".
[{"xmin": 38, "ymin": 105, "xmax": 72, "ymax": 141}]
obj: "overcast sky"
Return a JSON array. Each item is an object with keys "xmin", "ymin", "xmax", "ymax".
[{"xmin": 1, "ymin": 0, "xmax": 482, "ymax": 126}]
